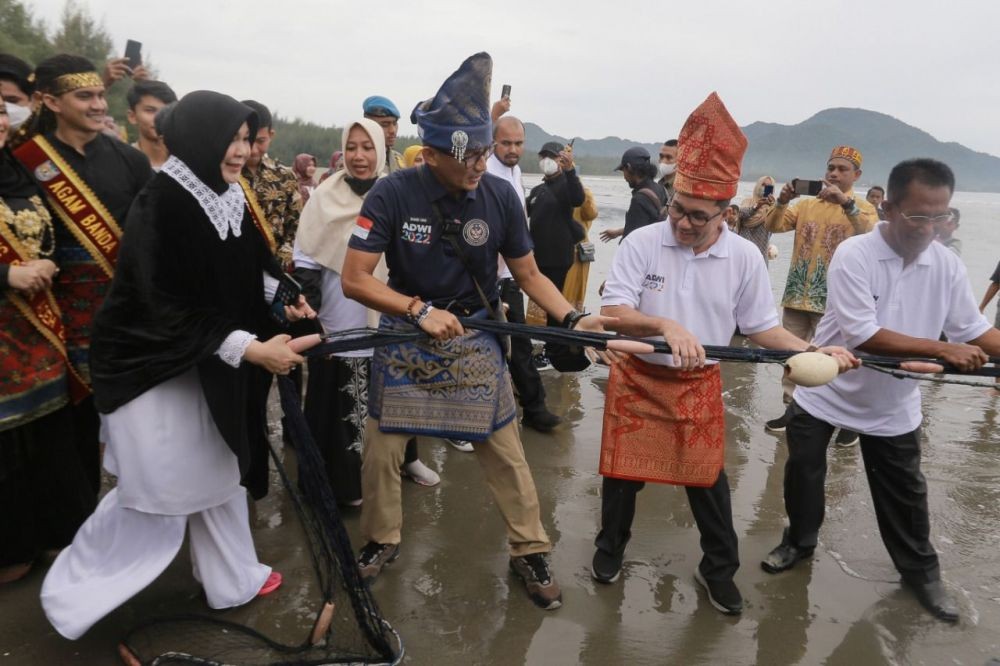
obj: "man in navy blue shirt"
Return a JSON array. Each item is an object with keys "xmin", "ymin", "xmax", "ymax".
[{"xmin": 343, "ymin": 52, "xmax": 607, "ymax": 611}]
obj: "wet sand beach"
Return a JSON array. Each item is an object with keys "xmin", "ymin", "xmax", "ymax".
[{"xmin": 2, "ymin": 178, "xmax": 999, "ymax": 665}]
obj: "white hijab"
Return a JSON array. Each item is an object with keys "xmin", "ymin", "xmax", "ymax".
[{"xmin": 296, "ymin": 118, "xmax": 388, "ymax": 326}]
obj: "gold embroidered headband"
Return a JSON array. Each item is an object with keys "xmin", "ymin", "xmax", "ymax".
[{"xmin": 46, "ymin": 71, "xmax": 104, "ymax": 96}]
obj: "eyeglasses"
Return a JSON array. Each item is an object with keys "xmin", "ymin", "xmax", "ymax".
[
  {"xmin": 898, "ymin": 211, "xmax": 954, "ymax": 226},
  {"xmin": 667, "ymin": 202, "xmax": 724, "ymax": 227},
  {"xmin": 457, "ymin": 144, "xmax": 495, "ymax": 167}
]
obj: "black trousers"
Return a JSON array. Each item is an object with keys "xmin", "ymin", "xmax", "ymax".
[
  {"xmin": 595, "ymin": 473, "xmax": 740, "ymax": 582},
  {"xmin": 499, "ymin": 278, "xmax": 547, "ymax": 415},
  {"xmin": 783, "ymin": 400, "xmax": 940, "ymax": 583}
]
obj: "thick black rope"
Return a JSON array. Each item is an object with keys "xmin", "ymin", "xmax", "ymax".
[{"xmin": 300, "ymin": 321, "xmax": 1000, "ymax": 379}]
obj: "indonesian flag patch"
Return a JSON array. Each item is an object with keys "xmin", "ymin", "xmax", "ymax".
[{"xmin": 353, "ymin": 215, "xmax": 374, "ymax": 240}]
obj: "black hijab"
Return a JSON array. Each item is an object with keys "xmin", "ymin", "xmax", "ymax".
[
  {"xmin": 161, "ymin": 90, "xmax": 259, "ymax": 194},
  {"xmin": 0, "ymin": 146, "xmax": 37, "ymax": 199}
]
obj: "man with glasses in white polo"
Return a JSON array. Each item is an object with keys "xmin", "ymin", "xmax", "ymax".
[
  {"xmin": 761, "ymin": 158, "xmax": 1000, "ymax": 623},
  {"xmin": 590, "ymin": 93, "xmax": 857, "ymax": 615}
]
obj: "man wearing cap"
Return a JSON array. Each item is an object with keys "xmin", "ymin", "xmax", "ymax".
[
  {"xmin": 486, "ymin": 114, "xmax": 562, "ymax": 433},
  {"xmin": 761, "ymin": 158, "xmax": 1000, "ymax": 623},
  {"xmin": 526, "ymin": 141, "xmax": 585, "ymax": 323},
  {"xmin": 590, "ymin": 92, "xmax": 857, "ymax": 615},
  {"xmin": 600, "ymin": 147, "xmax": 668, "ymax": 243},
  {"xmin": 363, "ymin": 95, "xmax": 404, "ymax": 175},
  {"xmin": 618, "ymin": 146, "xmax": 668, "ymax": 239},
  {"xmin": 763, "ymin": 146, "xmax": 877, "ymax": 439},
  {"xmin": 342, "ymin": 53, "xmax": 610, "ymax": 611}
]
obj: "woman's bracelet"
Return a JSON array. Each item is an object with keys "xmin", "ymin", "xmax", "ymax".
[{"xmin": 404, "ymin": 295, "xmax": 421, "ymax": 323}]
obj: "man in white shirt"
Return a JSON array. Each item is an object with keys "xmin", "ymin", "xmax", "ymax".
[
  {"xmin": 592, "ymin": 93, "xmax": 856, "ymax": 615},
  {"xmin": 761, "ymin": 158, "xmax": 1000, "ymax": 623},
  {"xmin": 486, "ymin": 115, "xmax": 561, "ymax": 432}
]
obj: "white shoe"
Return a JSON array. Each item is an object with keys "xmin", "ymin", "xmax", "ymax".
[
  {"xmin": 402, "ymin": 459, "xmax": 441, "ymax": 487},
  {"xmin": 446, "ymin": 438, "xmax": 474, "ymax": 452}
]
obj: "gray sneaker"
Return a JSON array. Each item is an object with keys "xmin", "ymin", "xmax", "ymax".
[
  {"xmin": 357, "ymin": 542, "xmax": 399, "ymax": 581},
  {"xmin": 510, "ymin": 553, "xmax": 562, "ymax": 610}
]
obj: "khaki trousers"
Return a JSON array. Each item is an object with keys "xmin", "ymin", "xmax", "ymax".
[
  {"xmin": 360, "ymin": 418, "xmax": 551, "ymax": 557},
  {"xmin": 781, "ymin": 307, "xmax": 824, "ymax": 403}
]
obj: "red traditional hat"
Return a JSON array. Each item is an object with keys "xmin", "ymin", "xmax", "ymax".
[
  {"xmin": 829, "ymin": 145, "xmax": 862, "ymax": 168},
  {"xmin": 673, "ymin": 92, "xmax": 748, "ymax": 200}
]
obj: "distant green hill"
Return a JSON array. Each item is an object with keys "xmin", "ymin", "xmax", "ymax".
[{"xmin": 523, "ymin": 110, "xmax": 1000, "ymax": 191}]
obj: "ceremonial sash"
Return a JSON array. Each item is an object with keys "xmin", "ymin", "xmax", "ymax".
[
  {"xmin": 600, "ymin": 355, "xmax": 724, "ymax": 487},
  {"xmin": 0, "ymin": 223, "xmax": 90, "ymax": 402},
  {"xmin": 239, "ymin": 177, "xmax": 277, "ymax": 255},
  {"xmin": 14, "ymin": 136, "xmax": 122, "ymax": 278}
]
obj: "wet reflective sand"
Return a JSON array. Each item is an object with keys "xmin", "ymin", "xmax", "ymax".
[{"xmin": 2, "ymin": 179, "xmax": 999, "ymax": 664}]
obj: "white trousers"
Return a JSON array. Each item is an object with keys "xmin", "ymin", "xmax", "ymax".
[{"xmin": 40, "ymin": 488, "xmax": 270, "ymax": 640}]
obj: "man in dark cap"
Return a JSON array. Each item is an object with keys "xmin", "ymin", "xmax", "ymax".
[
  {"xmin": 14, "ymin": 53, "xmax": 154, "ymax": 494},
  {"xmin": 616, "ymin": 146, "xmax": 668, "ymax": 239},
  {"xmin": 363, "ymin": 95, "xmax": 404, "ymax": 174},
  {"xmin": 343, "ymin": 52, "xmax": 609, "ymax": 611},
  {"xmin": 526, "ymin": 141, "xmax": 585, "ymax": 325}
]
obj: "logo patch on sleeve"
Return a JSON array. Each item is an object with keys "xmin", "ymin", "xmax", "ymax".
[
  {"xmin": 642, "ymin": 273, "xmax": 665, "ymax": 292},
  {"xmin": 402, "ymin": 218, "xmax": 432, "ymax": 245},
  {"xmin": 353, "ymin": 216, "xmax": 374, "ymax": 240}
]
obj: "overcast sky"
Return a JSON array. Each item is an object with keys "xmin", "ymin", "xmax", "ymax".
[{"xmin": 30, "ymin": 0, "xmax": 1000, "ymax": 157}]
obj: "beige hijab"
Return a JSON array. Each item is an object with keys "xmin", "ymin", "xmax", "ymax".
[{"xmin": 296, "ymin": 118, "xmax": 387, "ymax": 326}]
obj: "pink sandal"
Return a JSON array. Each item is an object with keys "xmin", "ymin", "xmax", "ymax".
[{"xmin": 257, "ymin": 571, "xmax": 283, "ymax": 597}]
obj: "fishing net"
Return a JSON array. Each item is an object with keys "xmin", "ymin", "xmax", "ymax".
[{"xmin": 117, "ymin": 374, "xmax": 402, "ymax": 666}]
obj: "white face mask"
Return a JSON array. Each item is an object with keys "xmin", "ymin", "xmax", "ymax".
[
  {"xmin": 5, "ymin": 102, "xmax": 31, "ymax": 130},
  {"xmin": 657, "ymin": 162, "xmax": 676, "ymax": 179},
  {"xmin": 539, "ymin": 157, "xmax": 559, "ymax": 176}
]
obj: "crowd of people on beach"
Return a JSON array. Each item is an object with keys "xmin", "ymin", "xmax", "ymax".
[{"xmin": 2, "ymin": 44, "xmax": 999, "ymax": 649}]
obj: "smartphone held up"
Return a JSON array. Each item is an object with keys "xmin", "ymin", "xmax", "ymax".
[
  {"xmin": 792, "ymin": 179, "xmax": 824, "ymax": 196},
  {"xmin": 124, "ymin": 40, "xmax": 142, "ymax": 70}
]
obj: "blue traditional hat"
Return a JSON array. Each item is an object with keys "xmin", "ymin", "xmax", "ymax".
[
  {"xmin": 362, "ymin": 95, "xmax": 400, "ymax": 119},
  {"xmin": 410, "ymin": 52, "xmax": 492, "ymax": 162}
]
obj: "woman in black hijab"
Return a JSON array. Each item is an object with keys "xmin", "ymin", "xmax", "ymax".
[{"xmin": 40, "ymin": 91, "xmax": 312, "ymax": 640}]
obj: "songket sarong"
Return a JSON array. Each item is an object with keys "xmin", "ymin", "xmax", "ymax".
[
  {"xmin": 600, "ymin": 355, "xmax": 724, "ymax": 487},
  {"xmin": 369, "ymin": 313, "xmax": 516, "ymax": 441}
]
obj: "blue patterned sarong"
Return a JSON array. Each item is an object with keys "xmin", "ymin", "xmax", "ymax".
[{"xmin": 369, "ymin": 312, "xmax": 516, "ymax": 441}]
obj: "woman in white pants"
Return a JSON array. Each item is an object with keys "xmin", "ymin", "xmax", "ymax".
[{"xmin": 41, "ymin": 91, "xmax": 312, "ymax": 639}]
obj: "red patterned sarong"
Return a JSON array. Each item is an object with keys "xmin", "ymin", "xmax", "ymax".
[{"xmin": 600, "ymin": 355, "xmax": 724, "ymax": 487}]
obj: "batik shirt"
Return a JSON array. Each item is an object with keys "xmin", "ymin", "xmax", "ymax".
[
  {"xmin": 766, "ymin": 192, "xmax": 877, "ymax": 313},
  {"xmin": 242, "ymin": 155, "xmax": 302, "ymax": 268}
]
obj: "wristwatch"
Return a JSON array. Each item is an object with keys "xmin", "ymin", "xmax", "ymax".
[
  {"xmin": 561, "ymin": 309, "xmax": 588, "ymax": 329},
  {"xmin": 841, "ymin": 199, "xmax": 860, "ymax": 216}
]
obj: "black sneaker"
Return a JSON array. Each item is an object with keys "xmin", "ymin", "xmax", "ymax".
[
  {"xmin": 694, "ymin": 569, "xmax": 743, "ymax": 615},
  {"xmin": 532, "ymin": 354, "xmax": 553, "ymax": 372},
  {"xmin": 357, "ymin": 542, "xmax": 399, "ymax": 581},
  {"xmin": 591, "ymin": 548, "xmax": 623, "ymax": 584},
  {"xmin": 834, "ymin": 428, "xmax": 859, "ymax": 448},
  {"xmin": 509, "ymin": 553, "xmax": 562, "ymax": 610},
  {"xmin": 765, "ymin": 409, "xmax": 791, "ymax": 433},
  {"xmin": 522, "ymin": 408, "xmax": 562, "ymax": 433}
]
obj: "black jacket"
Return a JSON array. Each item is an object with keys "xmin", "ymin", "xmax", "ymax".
[
  {"xmin": 623, "ymin": 178, "xmax": 668, "ymax": 240},
  {"xmin": 526, "ymin": 168, "xmax": 585, "ymax": 268}
]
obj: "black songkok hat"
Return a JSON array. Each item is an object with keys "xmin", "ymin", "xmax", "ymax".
[{"xmin": 410, "ymin": 52, "xmax": 493, "ymax": 161}]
